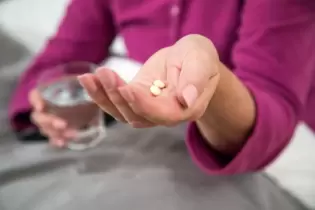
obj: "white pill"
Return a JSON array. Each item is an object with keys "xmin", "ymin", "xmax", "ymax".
[
  {"xmin": 150, "ymin": 85, "xmax": 161, "ymax": 96},
  {"xmin": 153, "ymin": 80, "xmax": 166, "ymax": 89}
]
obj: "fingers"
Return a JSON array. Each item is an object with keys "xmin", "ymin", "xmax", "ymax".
[
  {"xmin": 78, "ymin": 72, "xmax": 126, "ymax": 122},
  {"xmin": 119, "ymin": 78, "xmax": 218, "ymax": 125},
  {"xmin": 95, "ymin": 69, "xmax": 153, "ymax": 125},
  {"xmin": 29, "ymin": 89, "xmax": 44, "ymax": 111},
  {"xmin": 31, "ymin": 112, "xmax": 66, "ymax": 129},
  {"xmin": 31, "ymin": 111, "xmax": 75, "ymax": 147},
  {"xmin": 78, "ymin": 68, "xmax": 154, "ymax": 127},
  {"xmin": 29, "ymin": 89, "xmax": 76, "ymax": 147}
]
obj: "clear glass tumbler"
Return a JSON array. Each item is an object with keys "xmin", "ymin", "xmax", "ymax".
[{"xmin": 37, "ymin": 62, "xmax": 106, "ymax": 151}]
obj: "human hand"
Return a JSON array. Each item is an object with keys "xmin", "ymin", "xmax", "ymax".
[
  {"xmin": 29, "ymin": 89, "xmax": 75, "ymax": 147},
  {"xmin": 79, "ymin": 34, "xmax": 220, "ymax": 127}
]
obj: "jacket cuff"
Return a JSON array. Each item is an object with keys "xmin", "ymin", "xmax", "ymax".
[{"xmin": 185, "ymin": 83, "xmax": 291, "ymax": 175}]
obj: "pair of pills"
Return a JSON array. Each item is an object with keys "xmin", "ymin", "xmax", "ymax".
[{"xmin": 150, "ymin": 80, "xmax": 166, "ymax": 96}]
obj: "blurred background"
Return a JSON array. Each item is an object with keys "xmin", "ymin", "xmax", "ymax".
[
  {"xmin": 0, "ymin": 0, "xmax": 133, "ymax": 142},
  {"xmin": 0, "ymin": 0, "xmax": 314, "ymax": 208}
]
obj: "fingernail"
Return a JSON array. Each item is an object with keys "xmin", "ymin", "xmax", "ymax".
[
  {"xmin": 182, "ymin": 85, "xmax": 198, "ymax": 107},
  {"xmin": 53, "ymin": 120, "xmax": 67, "ymax": 129},
  {"xmin": 78, "ymin": 74, "xmax": 97, "ymax": 92}
]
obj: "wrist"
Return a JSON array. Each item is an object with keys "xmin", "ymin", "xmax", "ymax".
[
  {"xmin": 195, "ymin": 119, "xmax": 245, "ymax": 155},
  {"xmin": 196, "ymin": 62, "xmax": 255, "ymax": 155}
]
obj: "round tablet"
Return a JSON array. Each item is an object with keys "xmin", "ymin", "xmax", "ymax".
[
  {"xmin": 150, "ymin": 85, "xmax": 161, "ymax": 96},
  {"xmin": 153, "ymin": 80, "xmax": 166, "ymax": 89}
]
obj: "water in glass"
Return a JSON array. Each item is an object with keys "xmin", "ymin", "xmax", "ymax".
[{"xmin": 40, "ymin": 76, "xmax": 105, "ymax": 150}]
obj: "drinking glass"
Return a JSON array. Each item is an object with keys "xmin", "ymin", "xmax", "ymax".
[{"xmin": 37, "ymin": 61, "xmax": 106, "ymax": 151}]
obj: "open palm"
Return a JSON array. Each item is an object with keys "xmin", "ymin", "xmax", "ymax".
[{"xmin": 79, "ymin": 35, "xmax": 220, "ymax": 127}]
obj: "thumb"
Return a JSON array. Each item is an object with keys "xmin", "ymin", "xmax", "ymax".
[{"xmin": 176, "ymin": 50, "xmax": 219, "ymax": 108}]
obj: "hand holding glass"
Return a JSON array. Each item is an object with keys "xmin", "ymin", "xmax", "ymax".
[{"xmin": 37, "ymin": 62, "xmax": 105, "ymax": 150}]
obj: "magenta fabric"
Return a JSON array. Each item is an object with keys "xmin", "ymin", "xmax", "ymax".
[{"xmin": 9, "ymin": 0, "xmax": 315, "ymax": 174}]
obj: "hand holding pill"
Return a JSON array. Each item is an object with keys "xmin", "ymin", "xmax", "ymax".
[{"xmin": 79, "ymin": 35, "xmax": 220, "ymax": 127}]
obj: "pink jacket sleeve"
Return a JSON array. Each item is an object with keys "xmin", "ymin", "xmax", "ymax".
[
  {"xmin": 186, "ymin": 0, "xmax": 315, "ymax": 174},
  {"xmin": 9, "ymin": 0, "xmax": 116, "ymax": 131}
]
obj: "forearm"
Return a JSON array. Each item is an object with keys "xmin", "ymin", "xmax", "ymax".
[
  {"xmin": 196, "ymin": 62, "xmax": 255, "ymax": 155},
  {"xmin": 186, "ymin": 1, "xmax": 315, "ymax": 175}
]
